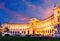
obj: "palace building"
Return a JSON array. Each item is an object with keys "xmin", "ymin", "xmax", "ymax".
[{"xmin": 0, "ymin": 5, "xmax": 60, "ymax": 36}]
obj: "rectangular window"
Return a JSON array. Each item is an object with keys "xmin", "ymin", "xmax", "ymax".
[
  {"xmin": 58, "ymin": 24, "xmax": 60, "ymax": 27},
  {"xmin": 58, "ymin": 18, "xmax": 60, "ymax": 21}
]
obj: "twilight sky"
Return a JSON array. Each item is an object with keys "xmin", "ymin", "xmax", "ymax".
[{"xmin": 0, "ymin": 0, "xmax": 60, "ymax": 23}]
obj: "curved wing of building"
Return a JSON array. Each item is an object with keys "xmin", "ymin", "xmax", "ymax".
[
  {"xmin": 0, "ymin": 16, "xmax": 54, "ymax": 36},
  {"xmin": 0, "ymin": 5, "xmax": 60, "ymax": 37}
]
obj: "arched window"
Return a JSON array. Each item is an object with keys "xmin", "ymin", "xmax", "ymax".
[
  {"xmin": 24, "ymin": 31, "xmax": 25, "ymax": 34},
  {"xmin": 10, "ymin": 31, "xmax": 12, "ymax": 34},
  {"xmin": 13, "ymin": 31, "xmax": 14, "ymax": 34}
]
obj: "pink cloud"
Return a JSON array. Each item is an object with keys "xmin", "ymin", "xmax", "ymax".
[
  {"xmin": 26, "ymin": 3, "xmax": 53, "ymax": 19},
  {"xmin": 3, "ymin": 1, "xmax": 54, "ymax": 21},
  {"xmin": 18, "ymin": 17, "xmax": 28, "ymax": 21},
  {"xmin": 3, "ymin": 7, "xmax": 29, "ymax": 22},
  {"xmin": 44, "ymin": 7, "xmax": 53, "ymax": 19}
]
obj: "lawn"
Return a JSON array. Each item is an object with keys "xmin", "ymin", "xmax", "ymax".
[{"xmin": 0, "ymin": 36, "xmax": 60, "ymax": 41}]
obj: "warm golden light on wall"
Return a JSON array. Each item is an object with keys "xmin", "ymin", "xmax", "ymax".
[{"xmin": 0, "ymin": 5, "xmax": 60, "ymax": 37}]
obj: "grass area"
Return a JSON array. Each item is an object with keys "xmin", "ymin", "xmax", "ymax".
[{"xmin": 0, "ymin": 36, "xmax": 60, "ymax": 41}]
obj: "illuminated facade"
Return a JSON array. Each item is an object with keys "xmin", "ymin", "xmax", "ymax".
[{"xmin": 0, "ymin": 5, "xmax": 60, "ymax": 37}]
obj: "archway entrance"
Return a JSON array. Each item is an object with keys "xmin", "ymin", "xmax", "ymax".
[
  {"xmin": 28, "ymin": 30, "xmax": 29, "ymax": 34},
  {"xmin": 33, "ymin": 30, "xmax": 35, "ymax": 35}
]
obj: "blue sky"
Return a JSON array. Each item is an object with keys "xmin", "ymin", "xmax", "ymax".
[{"xmin": 0, "ymin": 0, "xmax": 60, "ymax": 23}]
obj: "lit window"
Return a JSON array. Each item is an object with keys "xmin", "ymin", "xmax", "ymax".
[
  {"xmin": 40, "ymin": 25, "xmax": 42, "ymax": 27},
  {"xmin": 12, "ymin": 26, "xmax": 15, "ymax": 29},
  {"xmin": 10, "ymin": 27, "xmax": 12, "ymax": 29},
  {"xmin": 14, "ymin": 27, "xmax": 15, "ymax": 29},
  {"xmin": 16, "ymin": 26, "xmax": 17, "ymax": 29},
  {"xmin": 45, "ymin": 24, "xmax": 47, "ymax": 27}
]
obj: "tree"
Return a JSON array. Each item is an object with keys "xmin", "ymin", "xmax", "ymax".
[{"xmin": 4, "ymin": 27, "xmax": 9, "ymax": 32}]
